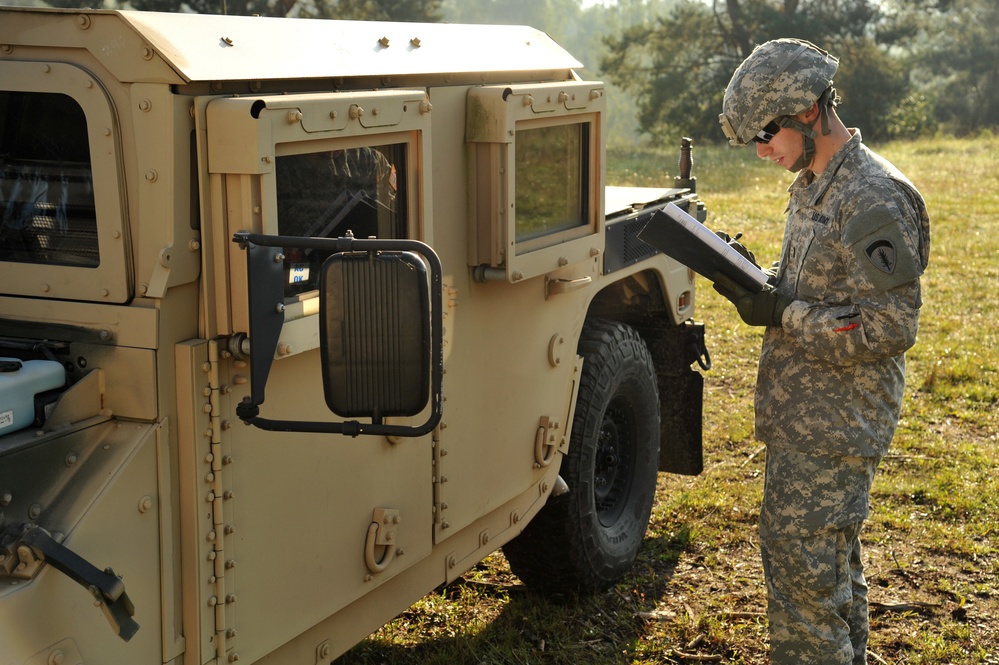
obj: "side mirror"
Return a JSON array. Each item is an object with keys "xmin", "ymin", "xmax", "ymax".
[
  {"xmin": 320, "ymin": 250, "xmax": 430, "ymax": 419},
  {"xmin": 233, "ymin": 233, "xmax": 443, "ymax": 437}
]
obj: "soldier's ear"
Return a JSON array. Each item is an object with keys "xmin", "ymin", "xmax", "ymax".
[{"xmin": 797, "ymin": 102, "xmax": 820, "ymax": 124}]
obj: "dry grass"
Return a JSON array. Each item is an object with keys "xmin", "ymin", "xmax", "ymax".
[{"xmin": 336, "ymin": 136, "xmax": 998, "ymax": 664}]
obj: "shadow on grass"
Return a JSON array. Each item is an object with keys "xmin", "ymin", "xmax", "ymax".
[{"xmin": 334, "ymin": 525, "xmax": 697, "ymax": 665}]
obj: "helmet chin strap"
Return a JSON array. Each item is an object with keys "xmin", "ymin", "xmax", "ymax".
[
  {"xmin": 779, "ymin": 117, "xmax": 817, "ymax": 173},
  {"xmin": 778, "ymin": 86, "xmax": 839, "ymax": 173}
]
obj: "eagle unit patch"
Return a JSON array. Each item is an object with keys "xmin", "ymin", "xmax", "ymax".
[{"xmin": 865, "ymin": 239, "xmax": 897, "ymax": 274}]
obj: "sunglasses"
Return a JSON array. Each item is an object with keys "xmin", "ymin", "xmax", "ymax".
[{"xmin": 753, "ymin": 120, "xmax": 782, "ymax": 144}]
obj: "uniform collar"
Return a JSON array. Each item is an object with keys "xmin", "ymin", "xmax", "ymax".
[{"xmin": 789, "ymin": 129, "xmax": 863, "ymax": 206}]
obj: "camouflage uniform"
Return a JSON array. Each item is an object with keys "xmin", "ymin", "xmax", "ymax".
[
  {"xmin": 719, "ymin": 40, "xmax": 931, "ymax": 664},
  {"xmin": 759, "ymin": 132, "xmax": 929, "ymax": 663},
  {"xmin": 759, "ymin": 130, "xmax": 930, "ymax": 458}
]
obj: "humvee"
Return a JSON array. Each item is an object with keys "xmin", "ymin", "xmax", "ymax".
[{"xmin": 0, "ymin": 8, "xmax": 710, "ymax": 664}]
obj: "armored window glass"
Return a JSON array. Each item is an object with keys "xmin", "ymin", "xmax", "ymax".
[
  {"xmin": 514, "ymin": 123, "xmax": 587, "ymax": 246},
  {"xmin": 0, "ymin": 91, "xmax": 99, "ymax": 268},
  {"xmin": 275, "ymin": 143, "xmax": 407, "ymax": 298}
]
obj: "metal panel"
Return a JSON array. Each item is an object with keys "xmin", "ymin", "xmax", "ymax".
[
  {"xmin": 604, "ymin": 211, "xmax": 661, "ymax": 275},
  {"xmin": 117, "ymin": 11, "xmax": 581, "ymax": 83}
]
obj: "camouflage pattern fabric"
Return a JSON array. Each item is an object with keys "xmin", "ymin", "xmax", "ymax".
[
  {"xmin": 760, "ymin": 447, "xmax": 879, "ymax": 663},
  {"xmin": 754, "ymin": 131, "xmax": 930, "ymax": 663},
  {"xmin": 719, "ymin": 39, "xmax": 838, "ymax": 146},
  {"xmin": 758, "ymin": 130, "xmax": 930, "ymax": 458}
]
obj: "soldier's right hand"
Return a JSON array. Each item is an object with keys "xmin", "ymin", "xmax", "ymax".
[{"xmin": 715, "ymin": 230, "xmax": 760, "ymax": 269}]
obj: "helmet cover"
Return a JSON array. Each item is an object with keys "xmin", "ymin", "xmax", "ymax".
[{"xmin": 719, "ymin": 39, "xmax": 839, "ymax": 147}]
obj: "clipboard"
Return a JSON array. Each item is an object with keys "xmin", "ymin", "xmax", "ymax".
[{"xmin": 638, "ymin": 203, "xmax": 769, "ymax": 293}]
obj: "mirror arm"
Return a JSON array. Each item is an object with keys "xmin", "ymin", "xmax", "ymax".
[{"xmin": 232, "ymin": 233, "xmax": 444, "ymax": 438}]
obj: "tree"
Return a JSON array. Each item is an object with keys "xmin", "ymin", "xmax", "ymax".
[
  {"xmin": 601, "ymin": 0, "xmax": 918, "ymax": 143},
  {"xmin": 601, "ymin": 1, "xmax": 728, "ymax": 143},
  {"xmin": 906, "ymin": 0, "xmax": 999, "ymax": 135},
  {"xmin": 832, "ymin": 36, "xmax": 913, "ymax": 141}
]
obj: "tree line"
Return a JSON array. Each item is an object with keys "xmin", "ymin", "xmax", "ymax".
[
  {"xmin": 43, "ymin": 0, "xmax": 998, "ymax": 145},
  {"xmin": 593, "ymin": 0, "xmax": 998, "ymax": 144}
]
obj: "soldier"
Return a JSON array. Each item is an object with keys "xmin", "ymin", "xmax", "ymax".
[{"xmin": 713, "ymin": 39, "xmax": 931, "ymax": 663}]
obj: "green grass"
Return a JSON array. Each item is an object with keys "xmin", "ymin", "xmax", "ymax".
[{"xmin": 337, "ymin": 136, "xmax": 999, "ymax": 664}]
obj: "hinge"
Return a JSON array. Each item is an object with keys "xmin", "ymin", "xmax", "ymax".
[
  {"xmin": 206, "ymin": 339, "xmax": 233, "ymax": 661},
  {"xmin": 432, "ymin": 423, "xmax": 449, "ymax": 538},
  {"xmin": 432, "ymin": 425, "xmax": 444, "ymax": 524}
]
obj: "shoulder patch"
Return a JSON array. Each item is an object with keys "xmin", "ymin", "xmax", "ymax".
[
  {"xmin": 864, "ymin": 239, "xmax": 897, "ymax": 274},
  {"xmin": 849, "ymin": 223, "xmax": 922, "ymax": 293}
]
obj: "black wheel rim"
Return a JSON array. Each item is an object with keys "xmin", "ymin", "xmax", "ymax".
[{"xmin": 594, "ymin": 397, "xmax": 636, "ymax": 527}]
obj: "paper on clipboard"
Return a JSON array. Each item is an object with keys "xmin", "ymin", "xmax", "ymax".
[{"xmin": 637, "ymin": 202, "xmax": 769, "ymax": 293}]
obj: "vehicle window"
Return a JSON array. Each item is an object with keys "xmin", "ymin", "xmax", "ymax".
[
  {"xmin": 514, "ymin": 123, "xmax": 588, "ymax": 243},
  {"xmin": 0, "ymin": 90, "xmax": 99, "ymax": 268},
  {"xmin": 276, "ymin": 144, "xmax": 407, "ymax": 298}
]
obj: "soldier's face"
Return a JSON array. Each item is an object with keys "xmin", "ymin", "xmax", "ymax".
[{"xmin": 755, "ymin": 125, "xmax": 805, "ymax": 171}]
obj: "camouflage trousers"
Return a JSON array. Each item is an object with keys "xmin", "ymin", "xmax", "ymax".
[{"xmin": 759, "ymin": 446, "xmax": 881, "ymax": 665}]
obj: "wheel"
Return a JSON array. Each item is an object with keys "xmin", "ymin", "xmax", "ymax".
[{"xmin": 503, "ymin": 319, "xmax": 661, "ymax": 593}]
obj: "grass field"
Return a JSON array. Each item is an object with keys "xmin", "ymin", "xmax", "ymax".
[{"xmin": 337, "ymin": 136, "xmax": 999, "ymax": 664}]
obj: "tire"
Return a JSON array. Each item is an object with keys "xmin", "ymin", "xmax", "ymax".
[{"xmin": 503, "ymin": 319, "xmax": 661, "ymax": 593}]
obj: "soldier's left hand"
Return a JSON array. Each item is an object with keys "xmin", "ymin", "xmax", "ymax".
[{"xmin": 712, "ymin": 273, "xmax": 791, "ymax": 328}]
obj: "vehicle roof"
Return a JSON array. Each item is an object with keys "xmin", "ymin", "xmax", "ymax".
[{"xmin": 0, "ymin": 7, "xmax": 582, "ymax": 83}]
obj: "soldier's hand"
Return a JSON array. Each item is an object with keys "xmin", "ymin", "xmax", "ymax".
[
  {"xmin": 763, "ymin": 261, "xmax": 780, "ymax": 286},
  {"xmin": 712, "ymin": 273, "xmax": 791, "ymax": 328},
  {"xmin": 714, "ymin": 230, "xmax": 760, "ymax": 269}
]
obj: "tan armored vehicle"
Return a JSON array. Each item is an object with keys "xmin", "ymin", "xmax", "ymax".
[{"xmin": 0, "ymin": 8, "xmax": 711, "ymax": 664}]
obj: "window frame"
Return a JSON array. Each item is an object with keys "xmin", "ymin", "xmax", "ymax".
[
  {"xmin": 466, "ymin": 81, "xmax": 606, "ymax": 283},
  {"xmin": 205, "ymin": 90, "xmax": 431, "ymax": 354},
  {"xmin": 0, "ymin": 62, "xmax": 130, "ymax": 303}
]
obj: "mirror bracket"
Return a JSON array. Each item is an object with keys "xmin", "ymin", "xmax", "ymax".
[{"xmin": 232, "ymin": 232, "xmax": 443, "ymax": 438}]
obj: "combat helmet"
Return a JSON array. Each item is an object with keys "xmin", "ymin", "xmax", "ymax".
[{"xmin": 719, "ymin": 38, "xmax": 839, "ymax": 171}]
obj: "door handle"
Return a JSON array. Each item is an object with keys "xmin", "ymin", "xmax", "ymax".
[{"xmin": 545, "ymin": 275, "xmax": 591, "ymax": 299}]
